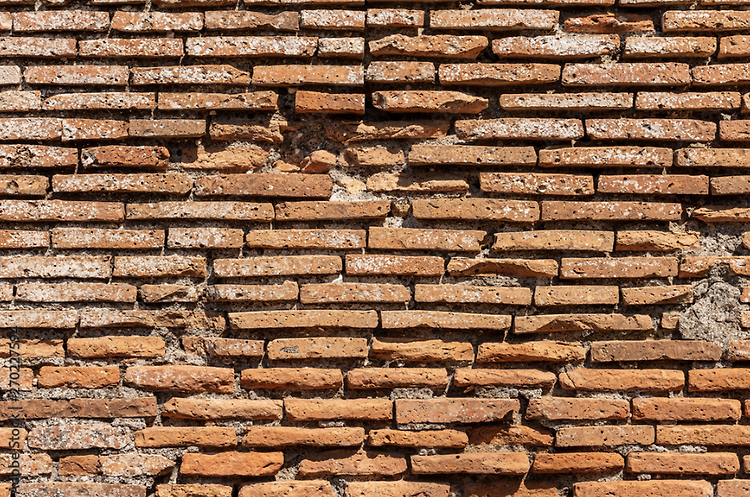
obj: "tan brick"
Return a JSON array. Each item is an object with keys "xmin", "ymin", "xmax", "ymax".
[
  {"xmin": 205, "ymin": 11, "xmax": 297, "ymax": 31},
  {"xmin": 0, "ymin": 118, "xmax": 61, "ymax": 141},
  {"xmin": 412, "ymin": 453, "xmax": 529, "ymax": 475},
  {"xmin": 408, "ymin": 144, "xmax": 536, "ymax": 167},
  {"xmin": 534, "ymin": 286, "xmax": 619, "ymax": 306},
  {"xmin": 563, "ymin": 63, "xmax": 691, "ymax": 86},
  {"xmin": 241, "ymin": 368, "xmax": 342, "ymax": 390},
  {"xmin": 381, "ymin": 310, "xmax": 510, "ymax": 331},
  {"xmin": 628, "ymin": 452, "xmax": 739, "ymax": 475},
  {"xmin": 467, "ymin": 425, "xmax": 552, "ymax": 447},
  {"xmin": 214, "ymin": 256, "xmax": 341, "ymax": 277},
  {"xmin": 80, "ymin": 39, "xmax": 184, "ymax": 58},
  {"xmin": 131, "ymin": 65, "xmax": 250, "ymax": 85},
  {"xmin": 560, "ymin": 368, "xmax": 684, "ymax": 392},
  {"xmin": 28, "ymin": 425, "xmax": 130, "ymax": 450},
  {"xmin": 370, "ymin": 338, "xmax": 472, "ymax": 362},
  {"xmin": 557, "ymin": 425, "xmax": 655, "ymax": 447},
  {"xmin": 195, "ymin": 173, "xmax": 332, "ymax": 197},
  {"xmin": 0, "ymin": 339, "xmax": 61, "ymax": 358},
  {"xmin": 366, "ymin": 61, "xmax": 434, "ymax": 83},
  {"xmin": 592, "ymin": 339, "xmax": 719, "ymax": 362},
  {"xmin": 52, "ymin": 173, "xmax": 191, "ymax": 194},
  {"xmin": 516, "ymin": 313, "xmax": 652, "ymax": 334},
  {"xmin": 0, "ymin": 91, "xmax": 41, "ymax": 112},
  {"xmin": 207, "ymin": 282, "xmax": 298, "ymax": 303},
  {"xmin": 587, "ymin": 118, "xmax": 715, "ymax": 141},
  {"xmin": 439, "ymin": 63, "xmax": 560, "ymax": 86},
  {"xmin": 366, "ymin": 9, "xmax": 424, "ymax": 27},
  {"xmin": 326, "ymin": 120, "xmax": 449, "ymax": 142},
  {"xmin": 100, "ymin": 454, "xmax": 175, "ymax": 477},
  {"xmin": 347, "ymin": 368, "xmax": 449, "ymax": 389},
  {"xmin": 692, "ymin": 206, "xmax": 750, "ymax": 222},
  {"xmin": 0, "ymin": 398, "xmax": 156, "ymax": 420},
  {"xmin": 183, "ymin": 337, "xmax": 263, "ymax": 357},
  {"xmin": 480, "ymin": 172, "xmax": 593, "ymax": 195},
  {"xmin": 299, "ymin": 450, "xmax": 407, "ymax": 477},
  {"xmin": 125, "ymin": 366, "xmax": 233, "ymax": 393},
  {"xmin": 456, "ymin": 118, "xmax": 583, "ymax": 140},
  {"xmin": 658, "ymin": 425, "xmax": 750, "ymax": 445},
  {"xmin": 454, "ymin": 368, "xmax": 556, "ymax": 388},
  {"xmin": 0, "ymin": 144, "xmax": 78, "ymax": 168},
  {"xmin": 346, "ymin": 254, "xmax": 444, "ymax": 276},
  {"xmin": 61, "ymin": 118, "xmax": 129, "ymax": 141},
  {"xmin": 396, "ymin": 398, "xmax": 520, "ymax": 424},
  {"xmin": 68, "ymin": 336, "xmax": 165, "ymax": 358},
  {"xmin": 112, "ymin": 12, "xmax": 203, "ymax": 32},
  {"xmin": 300, "ymin": 283, "xmax": 409, "ymax": 304},
  {"xmin": 181, "ymin": 452, "xmax": 283, "ymax": 477},
  {"xmin": 0, "ymin": 255, "xmax": 110, "ymax": 278},
  {"xmin": 494, "ymin": 231, "xmax": 612, "ymax": 252},
  {"xmin": 253, "ymin": 65, "xmax": 363, "ymax": 86},
  {"xmin": 526, "ymin": 398, "xmax": 629, "ymax": 421},
  {"xmin": 465, "ymin": 482, "xmax": 556, "ymax": 497},
  {"xmin": 127, "ymin": 201, "xmax": 273, "ymax": 221},
  {"xmin": 230, "ymin": 310, "xmax": 375, "ymax": 330},
  {"xmin": 598, "ymin": 174, "xmax": 708, "ymax": 195},
  {"xmin": 186, "ymin": 36, "xmax": 316, "ymax": 57},
  {"xmin": 625, "ymin": 37, "xmax": 716, "ymax": 58},
  {"xmin": 415, "ymin": 284, "xmax": 531, "ymax": 305},
  {"xmin": 616, "ymin": 230, "xmax": 699, "ymax": 251},
  {"xmin": 500, "ymin": 92, "xmax": 632, "ymax": 111},
  {"xmin": 534, "ymin": 453, "xmax": 623, "ymax": 474},
  {"xmin": 16, "ymin": 283, "xmax": 136, "ymax": 303},
  {"xmin": 159, "ymin": 91, "xmax": 277, "ymax": 111},
  {"xmin": 431, "ymin": 9, "xmax": 557, "ymax": 30},
  {"xmin": 477, "ymin": 342, "xmax": 586, "ymax": 363},
  {"xmin": 633, "ymin": 398, "xmax": 741, "ymax": 422},
  {"xmin": 0, "ymin": 311, "xmax": 77, "ymax": 329},
  {"xmin": 663, "ymin": 11, "xmax": 750, "ymax": 32},
  {"xmin": 413, "ymin": 198, "xmax": 539, "ymax": 222},
  {"xmin": 693, "ymin": 63, "xmax": 750, "ymax": 86},
  {"xmin": 370, "ymin": 34, "xmax": 487, "ymax": 58},
  {"xmin": 367, "ymin": 173, "xmax": 468, "ymax": 193},
  {"xmin": 368, "ymin": 430, "xmax": 465, "ymax": 448},
  {"xmin": 447, "ymin": 258, "xmax": 558, "ymax": 277},
  {"xmin": 560, "ymin": 257, "xmax": 678, "ymax": 278},
  {"xmin": 129, "ymin": 119, "xmax": 205, "ymax": 138},
  {"xmin": 493, "ymin": 34, "xmax": 619, "ymax": 59},
  {"xmin": 243, "ymin": 427, "xmax": 364, "ymax": 447}
]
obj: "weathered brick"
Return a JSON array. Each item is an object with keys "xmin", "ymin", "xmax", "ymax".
[
  {"xmin": 127, "ymin": 201, "xmax": 273, "ymax": 221},
  {"xmin": 207, "ymin": 282, "xmax": 298, "ymax": 303},
  {"xmin": 367, "ymin": 173, "xmax": 468, "ymax": 193},
  {"xmin": 195, "ymin": 173, "xmax": 332, "ymax": 197},
  {"xmin": 230, "ymin": 310, "xmax": 375, "ymax": 329},
  {"xmin": 0, "ymin": 91, "xmax": 41, "ymax": 112},
  {"xmin": 480, "ymin": 172, "xmax": 594, "ymax": 195},
  {"xmin": 477, "ymin": 342, "xmax": 586, "ymax": 362},
  {"xmin": 467, "ymin": 425, "xmax": 552, "ymax": 447},
  {"xmin": 693, "ymin": 63, "xmax": 750, "ymax": 86},
  {"xmin": 131, "ymin": 65, "xmax": 250, "ymax": 85},
  {"xmin": 296, "ymin": 91, "xmax": 364, "ymax": 114},
  {"xmin": 563, "ymin": 63, "xmax": 691, "ymax": 86},
  {"xmin": 239, "ymin": 482, "xmax": 332, "ymax": 497},
  {"xmin": 526, "ymin": 398, "xmax": 629, "ymax": 421},
  {"xmin": 430, "ymin": 9, "xmax": 557, "ymax": 30},
  {"xmin": 80, "ymin": 39, "xmax": 184, "ymax": 58},
  {"xmin": 168, "ymin": 228, "xmax": 243, "ymax": 249},
  {"xmin": 447, "ymin": 258, "xmax": 558, "ymax": 277},
  {"xmin": 124, "ymin": 366, "xmax": 234, "ymax": 393},
  {"xmin": 560, "ymin": 368, "xmax": 684, "ymax": 391},
  {"xmin": 0, "ymin": 37, "xmax": 76, "ymax": 57},
  {"xmin": 625, "ymin": 37, "xmax": 716, "ymax": 58},
  {"xmin": 0, "ymin": 255, "xmax": 110, "ymax": 278},
  {"xmin": 183, "ymin": 337, "xmax": 262, "ymax": 357},
  {"xmin": 59, "ymin": 455, "xmax": 99, "ymax": 475},
  {"xmin": 534, "ymin": 286, "xmax": 619, "ymax": 306},
  {"xmin": 397, "ymin": 398, "xmax": 519, "ymax": 424},
  {"xmin": 415, "ymin": 284, "xmax": 531, "ymax": 305},
  {"xmin": 366, "ymin": 61, "xmax": 434, "ymax": 83},
  {"xmin": 243, "ymin": 427, "xmax": 363, "ymax": 447},
  {"xmin": 456, "ymin": 118, "xmax": 583, "ymax": 140},
  {"xmin": 298, "ymin": 450, "xmax": 407, "ymax": 477},
  {"xmin": 689, "ymin": 368, "xmax": 750, "ymax": 391},
  {"xmin": 598, "ymin": 174, "xmax": 708, "ymax": 194},
  {"xmin": 112, "ymin": 12, "xmax": 203, "ymax": 32},
  {"xmin": 186, "ymin": 36, "xmax": 316, "ymax": 57},
  {"xmin": 633, "ymin": 398, "xmax": 741, "ymax": 421},
  {"xmin": 0, "ymin": 339, "xmax": 61, "ymax": 358},
  {"xmin": 409, "ymin": 144, "xmax": 536, "ymax": 167},
  {"xmin": 493, "ymin": 34, "xmax": 619, "ymax": 59},
  {"xmin": 181, "ymin": 452, "xmax": 283, "ymax": 477},
  {"xmin": 500, "ymin": 92, "xmax": 632, "ymax": 111},
  {"xmin": 114, "ymin": 256, "xmax": 206, "ymax": 278},
  {"xmin": 0, "ymin": 118, "xmax": 61, "ymax": 141},
  {"xmin": 28, "ymin": 425, "xmax": 130, "ymax": 450},
  {"xmin": 368, "ymin": 430, "xmax": 465, "ymax": 449},
  {"xmin": 539, "ymin": 146, "xmax": 673, "ymax": 168},
  {"xmin": 45, "ymin": 92, "xmax": 155, "ymax": 111},
  {"xmin": 19, "ymin": 483, "xmax": 146, "ymax": 497},
  {"xmin": 346, "ymin": 368, "xmax": 449, "ymax": 389},
  {"xmin": 135, "ymin": 427, "xmax": 237, "ymax": 448},
  {"xmin": 413, "ymin": 198, "xmax": 539, "ymax": 222},
  {"xmin": 592, "ymin": 339, "xmax": 718, "ymax": 361},
  {"xmin": 159, "ymin": 91, "xmax": 277, "ymax": 111},
  {"xmin": 68, "ymin": 336, "xmax": 165, "ymax": 358},
  {"xmin": 412, "ymin": 453, "xmax": 530, "ymax": 475},
  {"xmin": 663, "ymin": 10, "xmax": 750, "ymax": 32},
  {"xmin": 616, "ymin": 230, "xmax": 699, "ymax": 251},
  {"xmin": 370, "ymin": 338, "xmax": 473, "ymax": 362},
  {"xmin": 51, "ymin": 228, "xmax": 164, "ymax": 249},
  {"xmin": 276, "ymin": 200, "xmax": 388, "ymax": 221},
  {"xmin": 300, "ymin": 283, "xmax": 409, "ymax": 304},
  {"xmin": 205, "ymin": 11, "xmax": 297, "ymax": 31},
  {"xmin": 439, "ymin": 63, "xmax": 560, "ymax": 86},
  {"xmin": 129, "ymin": 119, "xmax": 205, "ymax": 138},
  {"xmin": 0, "ymin": 398, "xmax": 156, "ymax": 420},
  {"xmin": 628, "ymin": 452, "xmax": 739, "ymax": 475},
  {"xmin": 52, "ymin": 173, "xmax": 192, "ymax": 194},
  {"xmin": 692, "ymin": 207, "xmax": 750, "ymax": 222},
  {"xmin": 557, "ymin": 425, "xmax": 655, "ymax": 447},
  {"xmin": 38, "ymin": 366, "xmax": 119, "ymax": 389},
  {"xmin": 346, "ymin": 255, "xmax": 444, "ymax": 276},
  {"xmin": 241, "ymin": 368, "xmax": 343, "ymax": 390},
  {"xmin": 0, "ymin": 311, "xmax": 77, "ymax": 329},
  {"xmin": 366, "ymin": 9, "xmax": 424, "ymax": 27},
  {"xmin": 534, "ymin": 453, "xmax": 623, "ymax": 474},
  {"xmin": 658, "ymin": 425, "xmax": 750, "ymax": 445},
  {"xmin": 0, "ymin": 144, "xmax": 78, "ymax": 168},
  {"xmin": 621, "ymin": 286, "xmax": 694, "ymax": 306},
  {"xmin": 326, "ymin": 120, "xmax": 449, "ymax": 142},
  {"xmin": 370, "ymin": 34, "xmax": 488, "ymax": 58},
  {"xmin": 574, "ymin": 481, "xmax": 712, "ymax": 497},
  {"xmin": 267, "ymin": 337, "xmax": 367, "ymax": 360},
  {"xmin": 100, "ymin": 454, "xmax": 175, "ymax": 477},
  {"xmin": 25, "ymin": 65, "xmax": 128, "ymax": 86},
  {"xmin": 718, "ymin": 480, "xmax": 750, "ymax": 497},
  {"xmin": 587, "ymin": 118, "xmax": 715, "ymax": 141}
]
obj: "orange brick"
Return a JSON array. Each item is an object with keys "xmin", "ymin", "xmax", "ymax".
[
  {"xmin": 298, "ymin": 450, "xmax": 406, "ymax": 477},
  {"xmin": 241, "ymin": 368, "xmax": 342, "ymax": 390},
  {"xmin": 243, "ymin": 427, "xmax": 364, "ymax": 447},
  {"xmin": 480, "ymin": 172, "xmax": 594, "ymax": 195},
  {"xmin": 162, "ymin": 398, "xmax": 282, "ymax": 420},
  {"xmin": 560, "ymin": 257, "xmax": 678, "ymax": 278},
  {"xmin": 370, "ymin": 338, "xmax": 472, "ymax": 362},
  {"xmin": 267, "ymin": 337, "xmax": 367, "ymax": 360},
  {"xmin": 597, "ymin": 174, "xmax": 708, "ymax": 194},
  {"xmin": 627, "ymin": 452, "xmax": 739, "ymax": 475},
  {"xmin": 557, "ymin": 426, "xmax": 655, "ymax": 447},
  {"xmin": 411, "ymin": 453, "xmax": 529, "ymax": 475},
  {"xmin": 430, "ymin": 9, "xmax": 558, "ymax": 31},
  {"xmin": 493, "ymin": 34, "xmax": 619, "ymax": 59},
  {"xmin": 252, "ymin": 65, "xmax": 364, "ymax": 86},
  {"xmin": 633, "ymin": 398, "xmax": 741, "ymax": 422},
  {"xmin": 456, "ymin": 118, "xmax": 584, "ymax": 140},
  {"xmin": 346, "ymin": 255, "xmax": 444, "ymax": 276},
  {"xmin": 447, "ymin": 258, "xmax": 558, "ymax": 277},
  {"xmin": 539, "ymin": 146, "xmax": 673, "ymax": 168},
  {"xmin": 131, "ymin": 65, "xmax": 250, "ymax": 85},
  {"xmin": 516, "ymin": 313, "xmax": 653, "ymax": 333},
  {"xmin": 439, "ymin": 63, "xmax": 561, "ymax": 85},
  {"xmin": 621, "ymin": 286, "xmax": 694, "ymax": 305},
  {"xmin": 370, "ymin": 34, "xmax": 488, "ymax": 58},
  {"xmin": 412, "ymin": 199, "xmax": 540, "ymax": 222},
  {"xmin": 477, "ymin": 342, "xmax": 586, "ymax": 362},
  {"xmin": 300, "ymin": 283, "xmax": 409, "ymax": 304},
  {"xmin": 124, "ymin": 366, "xmax": 234, "ymax": 393},
  {"xmin": 616, "ymin": 230, "xmax": 699, "ymax": 251},
  {"xmin": 454, "ymin": 368, "xmax": 556, "ymax": 388},
  {"xmin": 37, "ymin": 366, "xmax": 119, "ymax": 389},
  {"xmin": 204, "ymin": 11, "xmax": 297, "ymax": 31},
  {"xmin": 534, "ymin": 453, "xmax": 623, "ymax": 474},
  {"xmin": 527, "ymin": 398, "xmax": 629, "ymax": 421},
  {"xmin": 534, "ymin": 286, "xmax": 619, "ymax": 306},
  {"xmin": 214, "ymin": 256, "xmax": 341, "ymax": 277},
  {"xmin": 229, "ymin": 310, "xmax": 376, "ymax": 330},
  {"xmin": 396, "ymin": 398, "xmax": 519, "ymax": 424},
  {"xmin": 295, "ymin": 91, "xmax": 364, "ymax": 114},
  {"xmin": 565, "ymin": 13, "xmax": 654, "ymax": 33},
  {"xmin": 560, "ymin": 368, "xmax": 684, "ymax": 392},
  {"xmin": 587, "ymin": 118, "xmax": 715, "ymax": 141},
  {"xmin": 372, "ymin": 90, "xmax": 487, "ymax": 113},
  {"xmin": 592, "ymin": 340, "xmax": 719, "ymax": 361},
  {"xmin": 368, "ymin": 430, "xmax": 466, "ymax": 449},
  {"xmin": 46, "ymin": 91, "xmax": 155, "ymax": 110},
  {"xmin": 346, "ymin": 368, "xmax": 449, "ymax": 389},
  {"xmin": 409, "ymin": 144, "xmax": 536, "ymax": 166},
  {"xmin": 181, "ymin": 452, "xmax": 283, "ymax": 477},
  {"xmin": 112, "ymin": 12, "xmax": 203, "ymax": 32},
  {"xmin": 563, "ymin": 63, "xmax": 691, "ymax": 86},
  {"xmin": 285, "ymin": 399, "xmax": 392, "ymax": 421}
]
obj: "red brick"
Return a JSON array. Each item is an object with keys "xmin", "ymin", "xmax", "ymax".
[
  {"xmin": 633, "ymin": 398, "xmax": 741, "ymax": 422},
  {"xmin": 0, "ymin": 37, "xmax": 76, "ymax": 57},
  {"xmin": 493, "ymin": 34, "xmax": 619, "ymax": 59},
  {"xmin": 241, "ymin": 368, "xmax": 343, "ymax": 390},
  {"xmin": 557, "ymin": 426, "xmax": 655, "ymax": 447},
  {"xmin": 574, "ymin": 481, "xmax": 712, "ymax": 497},
  {"xmin": 80, "ymin": 39, "xmax": 183, "ymax": 58},
  {"xmin": 534, "ymin": 453, "xmax": 623, "ymax": 474},
  {"xmin": 411, "ymin": 453, "xmax": 530, "ymax": 475},
  {"xmin": 24, "ymin": 65, "xmax": 127, "ymax": 86},
  {"xmin": 131, "ymin": 65, "xmax": 250, "ymax": 85},
  {"xmin": 229, "ymin": 310, "xmax": 375, "ymax": 329},
  {"xmin": 516, "ymin": 313, "xmax": 652, "ymax": 333},
  {"xmin": 625, "ymin": 37, "xmax": 716, "ymax": 58},
  {"xmin": 396, "ymin": 398, "xmax": 519, "ymax": 424},
  {"xmin": 195, "ymin": 173, "xmax": 332, "ymax": 197},
  {"xmin": 168, "ymin": 228, "xmax": 243, "ymax": 249},
  {"xmin": 430, "ymin": 9, "xmax": 558, "ymax": 30},
  {"xmin": 718, "ymin": 480, "xmax": 750, "ymax": 497},
  {"xmin": 447, "ymin": 258, "xmax": 558, "ymax": 277},
  {"xmin": 186, "ymin": 36, "xmax": 316, "ymax": 57},
  {"xmin": 465, "ymin": 482, "xmax": 556, "ymax": 497},
  {"xmin": 370, "ymin": 338, "xmax": 473, "ymax": 362},
  {"xmin": 563, "ymin": 63, "xmax": 691, "ymax": 86},
  {"xmin": 628, "ymin": 452, "xmax": 739, "ymax": 475},
  {"xmin": 439, "ymin": 63, "xmax": 561, "ymax": 85},
  {"xmin": 252, "ymin": 65, "xmax": 364, "ymax": 86},
  {"xmin": 346, "ymin": 255, "xmax": 444, "ymax": 276},
  {"xmin": 560, "ymin": 368, "xmax": 684, "ymax": 392},
  {"xmin": 51, "ymin": 228, "xmax": 164, "ymax": 249},
  {"xmin": 0, "ymin": 398, "xmax": 156, "ymax": 420},
  {"xmin": 456, "ymin": 118, "xmax": 584, "ymax": 140},
  {"xmin": 346, "ymin": 368, "xmax": 449, "ymax": 389},
  {"xmin": 267, "ymin": 337, "xmax": 367, "ymax": 360},
  {"xmin": 81, "ymin": 145, "xmax": 169, "ymax": 169},
  {"xmin": 243, "ymin": 427, "xmax": 364, "ymax": 447},
  {"xmin": 298, "ymin": 450, "xmax": 407, "ymax": 477},
  {"xmin": 372, "ymin": 90, "xmax": 487, "ymax": 113},
  {"xmin": 526, "ymin": 398, "xmax": 629, "ymax": 421},
  {"xmin": 180, "ymin": 452, "xmax": 283, "ymax": 477},
  {"xmin": 68, "ymin": 337, "xmax": 165, "ymax": 358},
  {"xmin": 0, "ymin": 144, "xmax": 77, "ymax": 168},
  {"xmin": 276, "ymin": 200, "xmax": 389, "ymax": 220},
  {"xmin": 124, "ymin": 366, "xmax": 234, "ymax": 393},
  {"xmin": 454, "ymin": 368, "xmax": 556, "ymax": 388},
  {"xmin": 539, "ymin": 146, "xmax": 673, "ymax": 168},
  {"xmin": 112, "ymin": 12, "xmax": 203, "ymax": 32},
  {"xmin": 415, "ymin": 284, "xmax": 531, "ymax": 305},
  {"xmin": 689, "ymin": 368, "xmax": 750, "ymax": 391},
  {"xmin": 370, "ymin": 34, "xmax": 488, "ymax": 58}
]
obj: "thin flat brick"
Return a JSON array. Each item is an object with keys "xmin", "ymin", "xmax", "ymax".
[
  {"xmin": 204, "ymin": 11, "xmax": 298, "ymax": 31},
  {"xmin": 562, "ymin": 63, "xmax": 691, "ymax": 86},
  {"xmin": 267, "ymin": 337, "xmax": 367, "ymax": 360},
  {"xmin": 372, "ymin": 90, "xmax": 488, "ymax": 114},
  {"xmin": 494, "ymin": 230, "xmax": 613, "ymax": 252},
  {"xmin": 370, "ymin": 338, "xmax": 473, "ymax": 362},
  {"xmin": 415, "ymin": 284, "xmax": 531, "ymax": 305},
  {"xmin": 162, "ymin": 398, "xmax": 282, "ymax": 420},
  {"xmin": 229, "ymin": 310, "xmax": 377, "ymax": 330},
  {"xmin": 127, "ymin": 202, "xmax": 273, "ymax": 221},
  {"xmin": 624, "ymin": 37, "xmax": 716, "ymax": 58},
  {"xmin": 439, "ymin": 63, "xmax": 561, "ymax": 85},
  {"xmin": 478, "ymin": 342, "xmax": 586, "ymax": 362},
  {"xmin": 195, "ymin": 174, "xmax": 332, "ymax": 197},
  {"xmin": 125, "ymin": 366, "xmax": 234, "ymax": 393},
  {"xmin": 25, "ymin": 66, "xmax": 128, "ymax": 86},
  {"xmin": 16, "ymin": 283, "xmax": 136, "ymax": 303},
  {"xmin": 663, "ymin": 11, "xmax": 750, "ymax": 32},
  {"xmin": 456, "ymin": 118, "xmax": 584, "ymax": 141},
  {"xmin": 621, "ymin": 286, "xmax": 695, "ymax": 305},
  {"xmin": 516, "ymin": 313, "xmax": 653, "ymax": 333},
  {"xmin": 560, "ymin": 256, "xmax": 679, "ymax": 278},
  {"xmin": 412, "ymin": 199, "xmax": 540, "ymax": 222},
  {"xmin": 45, "ymin": 92, "xmax": 155, "ymax": 111},
  {"xmin": 301, "ymin": 283, "xmax": 409, "ymax": 304},
  {"xmin": 587, "ymin": 118, "xmax": 716, "ymax": 141},
  {"xmin": 381, "ymin": 311, "xmax": 510, "ymax": 331},
  {"xmin": 369, "ymin": 34, "xmax": 488, "ymax": 58},
  {"xmin": 574, "ymin": 482, "xmax": 712, "ymax": 497},
  {"xmin": 409, "ymin": 145, "xmax": 536, "ymax": 166},
  {"xmin": 542, "ymin": 201, "xmax": 682, "ymax": 221},
  {"xmin": 534, "ymin": 285, "xmax": 619, "ymax": 306},
  {"xmin": 298, "ymin": 450, "xmax": 406, "ymax": 477},
  {"xmin": 493, "ymin": 34, "xmax": 619, "ymax": 59},
  {"xmin": 597, "ymin": 174, "xmax": 708, "ymax": 194},
  {"xmin": 539, "ymin": 146, "xmax": 673, "ymax": 168},
  {"xmin": 366, "ymin": 62, "xmax": 434, "ymax": 83},
  {"xmin": 0, "ymin": 37, "xmax": 76, "ymax": 57},
  {"xmin": 243, "ymin": 427, "xmax": 364, "ymax": 447},
  {"xmin": 557, "ymin": 425, "xmax": 655, "ymax": 447},
  {"xmin": 627, "ymin": 452, "xmax": 739, "ymax": 475},
  {"xmin": 369, "ymin": 227, "xmax": 485, "ymax": 251},
  {"xmin": 346, "ymin": 255, "xmax": 444, "ymax": 276},
  {"xmin": 252, "ymin": 65, "xmax": 364, "ymax": 86},
  {"xmin": 112, "ymin": 12, "xmax": 204, "ymax": 32},
  {"xmin": 480, "ymin": 172, "xmax": 594, "ymax": 195},
  {"xmin": 131, "ymin": 65, "xmax": 250, "ymax": 86},
  {"xmin": 430, "ymin": 9, "xmax": 558, "ymax": 30},
  {"xmin": 180, "ymin": 452, "xmax": 283, "ymax": 477},
  {"xmin": 527, "ymin": 398, "xmax": 629, "ymax": 421},
  {"xmin": 114, "ymin": 256, "xmax": 206, "ymax": 278},
  {"xmin": 633, "ymin": 398, "xmax": 741, "ymax": 421},
  {"xmin": 560, "ymin": 368, "xmax": 684, "ymax": 392},
  {"xmin": 500, "ymin": 92, "xmax": 633, "ymax": 111},
  {"xmin": 241, "ymin": 368, "xmax": 343, "ymax": 390},
  {"xmin": 347, "ymin": 369, "xmax": 449, "ymax": 389},
  {"xmin": 534, "ymin": 453, "xmax": 623, "ymax": 474},
  {"xmin": 396, "ymin": 398, "xmax": 519, "ymax": 424}
]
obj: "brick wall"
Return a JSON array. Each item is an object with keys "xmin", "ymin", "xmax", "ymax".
[{"xmin": 0, "ymin": 0, "xmax": 749, "ymax": 496}]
